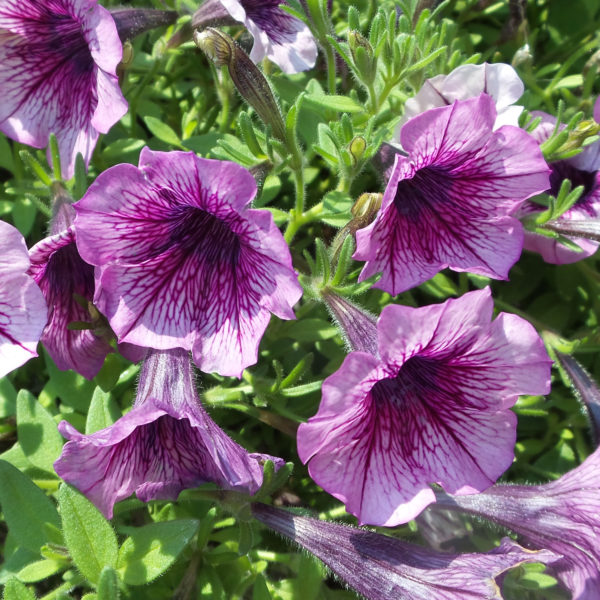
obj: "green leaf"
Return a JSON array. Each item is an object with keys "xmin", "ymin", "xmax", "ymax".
[
  {"xmin": 85, "ymin": 387, "xmax": 122, "ymax": 435},
  {"xmin": 58, "ymin": 484, "xmax": 118, "ymax": 584},
  {"xmin": 252, "ymin": 574, "xmax": 272, "ymax": 600},
  {"xmin": 16, "ymin": 390, "xmax": 63, "ymax": 474},
  {"xmin": 2, "ymin": 578, "xmax": 36, "ymax": 600},
  {"xmin": 0, "ymin": 377, "xmax": 17, "ymax": 418},
  {"xmin": 0, "ymin": 136, "xmax": 14, "ymax": 172},
  {"xmin": 116, "ymin": 520, "xmax": 199, "ymax": 585},
  {"xmin": 101, "ymin": 138, "xmax": 145, "ymax": 160},
  {"xmin": 16, "ymin": 560, "xmax": 65, "ymax": 583},
  {"xmin": 143, "ymin": 116, "xmax": 184, "ymax": 148},
  {"xmin": 97, "ymin": 566, "xmax": 120, "ymax": 600},
  {"xmin": 0, "ymin": 461, "xmax": 60, "ymax": 553},
  {"xmin": 304, "ymin": 94, "xmax": 365, "ymax": 113},
  {"xmin": 12, "ymin": 197, "xmax": 37, "ymax": 237},
  {"xmin": 43, "ymin": 349, "xmax": 95, "ymax": 412}
]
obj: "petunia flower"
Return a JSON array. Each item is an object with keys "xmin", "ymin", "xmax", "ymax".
[
  {"xmin": 0, "ymin": 0, "xmax": 128, "ymax": 179},
  {"xmin": 54, "ymin": 348, "xmax": 284, "ymax": 519},
  {"xmin": 0, "ymin": 220, "xmax": 47, "ymax": 377},
  {"xmin": 430, "ymin": 446, "xmax": 600, "ymax": 600},
  {"xmin": 74, "ymin": 148, "xmax": 302, "ymax": 378},
  {"xmin": 400, "ymin": 62, "xmax": 524, "ymax": 131},
  {"xmin": 252, "ymin": 502, "xmax": 559, "ymax": 600},
  {"xmin": 297, "ymin": 288, "xmax": 551, "ymax": 527},
  {"xmin": 191, "ymin": 0, "xmax": 317, "ymax": 74},
  {"xmin": 355, "ymin": 94, "xmax": 550, "ymax": 294},
  {"xmin": 519, "ymin": 112, "xmax": 600, "ymax": 264},
  {"xmin": 28, "ymin": 194, "xmax": 113, "ymax": 379}
]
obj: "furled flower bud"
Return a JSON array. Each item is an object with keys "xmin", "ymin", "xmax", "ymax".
[
  {"xmin": 252, "ymin": 502, "xmax": 559, "ymax": 600},
  {"xmin": 194, "ymin": 28, "xmax": 286, "ymax": 142},
  {"xmin": 110, "ymin": 8, "xmax": 178, "ymax": 42}
]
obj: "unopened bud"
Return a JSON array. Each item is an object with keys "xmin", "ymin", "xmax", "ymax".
[
  {"xmin": 194, "ymin": 28, "xmax": 286, "ymax": 142},
  {"xmin": 349, "ymin": 136, "xmax": 367, "ymax": 164},
  {"xmin": 110, "ymin": 8, "xmax": 178, "ymax": 42},
  {"xmin": 348, "ymin": 31, "xmax": 376, "ymax": 85}
]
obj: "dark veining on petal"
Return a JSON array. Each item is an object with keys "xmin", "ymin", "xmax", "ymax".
[
  {"xmin": 168, "ymin": 205, "xmax": 241, "ymax": 266},
  {"xmin": 371, "ymin": 357, "xmax": 441, "ymax": 408},
  {"xmin": 240, "ymin": 0, "xmax": 298, "ymax": 43},
  {"xmin": 393, "ymin": 167, "xmax": 450, "ymax": 222}
]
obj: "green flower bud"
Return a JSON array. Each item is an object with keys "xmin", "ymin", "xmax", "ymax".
[{"xmin": 194, "ymin": 28, "xmax": 286, "ymax": 142}]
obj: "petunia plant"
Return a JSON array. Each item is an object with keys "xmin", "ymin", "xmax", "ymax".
[{"xmin": 1, "ymin": 0, "xmax": 600, "ymax": 599}]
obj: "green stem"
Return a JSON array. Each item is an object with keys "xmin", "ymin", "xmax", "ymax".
[
  {"xmin": 367, "ymin": 80, "xmax": 379, "ymax": 114},
  {"xmin": 324, "ymin": 43, "xmax": 337, "ymax": 95},
  {"xmin": 128, "ymin": 60, "xmax": 161, "ymax": 137},
  {"xmin": 283, "ymin": 168, "xmax": 306, "ymax": 243},
  {"xmin": 336, "ymin": 175, "xmax": 352, "ymax": 194}
]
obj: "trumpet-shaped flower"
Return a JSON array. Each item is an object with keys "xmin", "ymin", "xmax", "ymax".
[
  {"xmin": 400, "ymin": 62, "xmax": 524, "ymax": 130},
  {"xmin": 520, "ymin": 112, "xmax": 600, "ymax": 264},
  {"xmin": 252, "ymin": 502, "xmax": 559, "ymax": 600},
  {"xmin": 297, "ymin": 288, "xmax": 551, "ymax": 527},
  {"xmin": 192, "ymin": 0, "xmax": 317, "ymax": 74},
  {"xmin": 0, "ymin": 0, "xmax": 128, "ymax": 179},
  {"xmin": 74, "ymin": 148, "xmax": 302, "ymax": 377},
  {"xmin": 28, "ymin": 200, "xmax": 113, "ymax": 379},
  {"xmin": 54, "ymin": 349, "xmax": 284, "ymax": 519},
  {"xmin": 0, "ymin": 221, "xmax": 47, "ymax": 377},
  {"xmin": 431, "ymin": 446, "xmax": 600, "ymax": 600},
  {"xmin": 355, "ymin": 94, "xmax": 550, "ymax": 294}
]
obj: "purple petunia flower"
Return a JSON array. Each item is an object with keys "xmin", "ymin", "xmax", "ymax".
[
  {"xmin": 0, "ymin": 0, "xmax": 128, "ymax": 179},
  {"xmin": 28, "ymin": 196, "xmax": 113, "ymax": 379},
  {"xmin": 297, "ymin": 288, "xmax": 551, "ymax": 527},
  {"xmin": 252, "ymin": 502, "xmax": 559, "ymax": 600},
  {"xmin": 355, "ymin": 94, "xmax": 550, "ymax": 294},
  {"xmin": 519, "ymin": 112, "xmax": 600, "ymax": 264},
  {"xmin": 0, "ymin": 220, "xmax": 47, "ymax": 377},
  {"xmin": 74, "ymin": 148, "xmax": 302, "ymax": 378},
  {"xmin": 400, "ymin": 62, "xmax": 524, "ymax": 131},
  {"xmin": 192, "ymin": 0, "xmax": 317, "ymax": 74},
  {"xmin": 431, "ymin": 446, "xmax": 600, "ymax": 600},
  {"xmin": 54, "ymin": 348, "xmax": 284, "ymax": 519}
]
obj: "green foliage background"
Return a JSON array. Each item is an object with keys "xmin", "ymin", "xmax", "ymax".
[{"xmin": 1, "ymin": 0, "xmax": 600, "ymax": 598}]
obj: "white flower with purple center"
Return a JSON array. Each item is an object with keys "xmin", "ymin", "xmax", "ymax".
[
  {"xmin": 297, "ymin": 288, "xmax": 551, "ymax": 527},
  {"xmin": 400, "ymin": 62, "xmax": 524, "ymax": 131},
  {"xmin": 0, "ymin": 220, "xmax": 47, "ymax": 377},
  {"xmin": 74, "ymin": 148, "xmax": 302, "ymax": 378},
  {"xmin": 355, "ymin": 94, "xmax": 550, "ymax": 295},
  {"xmin": 0, "ymin": 0, "xmax": 128, "ymax": 179},
  {"xmin": 54, "ymin": 349, "xmax": 284, "ymax": 519},
  {"xmin": 519, "ymin": 112, "xmax": 600, "ymax": 264},
  {"xmin": 194, "ymin": 0, "xmax": 317, "ymax": 74}
]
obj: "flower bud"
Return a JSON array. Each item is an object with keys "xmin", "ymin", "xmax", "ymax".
[
  {"xmin": 194, "ymin": 28, "xmax": 286, "ymax": 142},
  {"xmin": 110, "ymin": 8, "xmax": 178, "ymax": 42},
  {"xmin": 348, "ymin": 30, "xmax": 376, "ymax": 86}
]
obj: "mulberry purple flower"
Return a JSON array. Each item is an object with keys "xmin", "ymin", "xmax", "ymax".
[
  {"xmin": 297, "ymin": 288, "xmax": 551, "ymax": 526},
  {"xmin": 0, "ymin": 0, "xmax": 128, "ymax": 178},
  {"xmin": 54, "ymin": 348, "xmax": 284, "ymax": 519},
  {"xmin": 74, "ymin": 148, "xmax": 302, "ymax": 378}
]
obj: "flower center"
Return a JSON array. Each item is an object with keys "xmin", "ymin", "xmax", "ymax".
[
  {"xmin": 45, "ymin": 12, "xmax": 94, "ymax": 76},
  {"xmin": 168, "ymin": 204, "xmax": 241, "ymax": 266},
  {"xmin": 393, "ymin": 167, "xmax": 450, "ymax": 222},
  {"xmin": 371, "ymin": 356, "xmax": 441, "ymax": 408}
]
